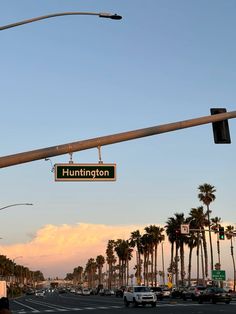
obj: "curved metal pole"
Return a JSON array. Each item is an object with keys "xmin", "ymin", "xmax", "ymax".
[
  {"xmin": 0, "ymin": 11, "xmax": 122, "ymax": 31},
  {"xmin": 0, "ymin": 203, "xmax": 33, "ymax": 211}
]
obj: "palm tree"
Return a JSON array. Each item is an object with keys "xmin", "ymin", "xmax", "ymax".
[
  {"xmin": 211, "ymin": 216, "xmax": 222, "ymax": 265},
  {"xmin": 96, "ymin": 255, "xmax": 105, "ymax": 285},
  {"xmin": 144, "ymin": 226, "xmax": 155, "ymax": 286},
  {"xmin": 166, "ymin": 213, "xmax": 187, "ymax": 287},
  {"xmin": 84, "ymin": 258, "xmax": 97, "ymax": 288},
  {"xmin": 114, "ymin": 239, "xmax": 133, "ymax": 286},
  {"xmin": 106, "ymin": 240, "xmax": 117, "ymax": 289},
  {"xmin": 198, "ymin": 183, "xmax": 216, "ymax": 272},
  {"xmin": 140, "ymin": 232, "xmax": 152, "ymax": 285},
  {"xmin": 225, "ymin": 225, "xmax": 236, "ymax": 291},
  {"xmin": 165, "ymin": 217, "xmax": 177, "ymax": 284},
  {"xmin": 185, "ymin": 230, "xmax": 198, "ymax": 286},
  {"xmin": 130, "ymin": 230, "xmax": 143, "ymax": 285},
  {"xmin": 73, "ymin": 266, "xmax": 83, "ymax": 285},
  {"xmin": 174, "ymin": 213, "xmax": 188, "ymax": 287},
  {"xmin": 188, "ymin": 206, "xmax": 209, "ymax": 282},
  {"xmin": 145, "ymin": 225, "xmax": 165, "ymax": 286}
]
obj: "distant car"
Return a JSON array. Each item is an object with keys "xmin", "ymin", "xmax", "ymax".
[
  {"xmin": 25, "ymin": 289, "xmax": 35, "ymax": 295},
  {"xmin": 58, "ymin": 288, "xmax": 66, "ymax": 294},
  {"xmin": 99, "ymin": 289, "xmax": 112, "ymax": 296},
  {"xmin": 115, "ymin": 286, "xmax": 126, "ymax": 297},
  {"xmin": 35, "ymin": 290, "xmax": 45, "ymax": 297},
  {"xmin": 82, "ymin": 288, "xmax": 90, "ymax": 296},
  {"xmin": 198, "ymin": 287, "xmax": 232, "ymax": 304},
  {"xmin": 228, "ymin": 289, "xmax": 236, "ymax": 300},
  {"xmin": 182, "ymin": 286, "xmax": 206, "ymax": 301},
  {"xmin": 162, "ymin": 287, "xmax": 171, "ymax": 298},
  {"xmin": 150, "ymin": 287, "xmax": 163, "ymax": 300}
]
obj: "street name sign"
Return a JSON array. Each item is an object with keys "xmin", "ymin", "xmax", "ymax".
[
  {"xmin": 181, "ymin": 224, "xmax": 190, "ymax": 234},
  {"xmin": 55, "ymin": 163, "xmax": 116, "ymax": 182},
  {"xmin": 211, "ymin": 270, "xmax": 226, "ymax": 281}
]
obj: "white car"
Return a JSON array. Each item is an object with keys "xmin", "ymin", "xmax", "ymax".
[
  {"xmin": 82, "ymin": 288, "xmax": 90, "ymax": 296},
  {"xmin": 123, "ymin": 286, "xmax": 157, "ymax": 307},
  {"xmin": 35, "ymin": 289, "xmax": 45, "ymax": 297}
]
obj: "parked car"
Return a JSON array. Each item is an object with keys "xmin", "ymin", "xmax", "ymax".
[
  {"xmin": 115, "ymin": 286, "xmax": 126, "ymax": 297},
  {"xmin": 82, "ymin": 288, "xmax": 90, "ymax": 296},
  {"xmin": 99, "ymin": 289, "xmax": 112, "ymax": 296},
  {"xmin": 171, "ymin": 287, "xmax": 186, "ymax": 299},
  {"xmin": 182, "ymin": 286, "xmax": 206, "ymax": 301},
  {"xmin": 76, "ymin": 289, "xmax": 82, "ymax": 295},
  {"xmin": 198, "ymin": 287, "xmax": 232, "ymax": 304},
  {"xmin": 228, "ymin": 289, "xmax": 236, "ymax": 300},
  {"xmin": 162, "ymin": 287, "xmax": 171, "ymax": 298},
  {"xmin": 150, "ymin": 287, "xmax": 163, "ymax": 300}
]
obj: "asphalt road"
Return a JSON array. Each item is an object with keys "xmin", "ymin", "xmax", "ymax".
[{"xmin": 9, "ymin": 292, "xmax": 236, "ymax": 314}]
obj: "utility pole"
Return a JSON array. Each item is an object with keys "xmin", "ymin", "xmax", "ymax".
[{"xmin": 0, "ymin": 110, "xmax": 235, "ymax": 169}]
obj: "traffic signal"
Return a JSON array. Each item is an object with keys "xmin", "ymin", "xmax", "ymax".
[
  {"xmin": 210, "ymin": 108, "xmax": 231, "ymax": 144},
  {"xmin": 219, "ymin": 227, "xmax": 225, "ymax": 240}
]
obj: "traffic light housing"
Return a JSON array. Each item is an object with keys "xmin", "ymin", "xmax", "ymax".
[
  {"xmin": 210, "ymin": 108, "xmax": 231, "ymax": 144},
  {"xmin": 219, "ymin": 227, "xmax": 225, "ymax": 240}
]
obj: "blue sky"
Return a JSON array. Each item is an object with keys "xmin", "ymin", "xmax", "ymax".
[{"xmin": 1, "ymin": 0, "xmax": 236, "ymax": 278}]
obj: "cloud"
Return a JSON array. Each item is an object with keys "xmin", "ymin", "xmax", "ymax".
[{"xmin": 0, "ymin": 222, "xmax": 148, "ymax": 278}]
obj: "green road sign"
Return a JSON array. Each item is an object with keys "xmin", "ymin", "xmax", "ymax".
[
  {"xmin": 55, "ymin": 163, "xmax": 116, "ymax": 182},
  {"xmin": 211, "ymin": 270, "xmax": 226, "ymax": 281}
]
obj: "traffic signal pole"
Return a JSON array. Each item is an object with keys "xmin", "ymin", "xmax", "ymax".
[{"xmin": 0, "ymin": 110, "xmax": 236, "ymax": 169}]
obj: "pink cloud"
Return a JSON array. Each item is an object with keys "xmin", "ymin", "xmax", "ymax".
[{"xmin": 0, "ymin": 222, "xmax": 148, "ymax": 278}]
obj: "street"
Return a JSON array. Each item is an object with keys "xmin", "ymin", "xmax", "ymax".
[{"xmin": 9, "ymin": 292, "xmax": 236, "ymax": 314}]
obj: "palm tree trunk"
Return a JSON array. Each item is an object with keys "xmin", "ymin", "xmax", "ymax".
[
  {"xmin": 230, "ymin": 237, "xmax": 236, "ymax": 292},
  {"xmin": 200, "ymin": 239, "xmax": 205, "ymax": 284},
  {"xmin": 154, "ymin": 244, "xmax": 158, "ymax": 287},
  {"xmin": 207, "ymin": 205, "xmax": 214, "ymax": 271},
  {"xmin": 175, "ymin": 243, "xmax": 179, "ymax": 287},
  {"xmin": 202, "ymin": 231, "xmax": 209, "ymax": 278},
  {"xmin": 188, "ymin": 246, "xmax": 193, "ymax": 286},
  {"xmin": 197, "ymin": 232, "xmax": 200, "ymax": 285}
]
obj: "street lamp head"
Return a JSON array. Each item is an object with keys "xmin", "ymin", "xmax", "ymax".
[
  {"xmin": 99, "ymin": 13, "xmax": 122, "ymax": 20},
  {"xmin": 109, "ymin": 14, "xmax": 122, "ymax": 20}
]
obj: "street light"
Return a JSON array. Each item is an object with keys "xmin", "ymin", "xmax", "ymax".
[
  {"xmin": 0, "ymin": 11, "xmax": 122, "ymax": 31},
  {"xmin": 11, "ymin": 256, "xmax": 23, "ymax": 298},
  {"xmin": 0, "ymin": 203, "xmax": 33, "ymax": 211}
]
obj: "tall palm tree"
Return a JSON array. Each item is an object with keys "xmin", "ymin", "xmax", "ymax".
[
  {"xmin": 185, "ymin": 230, "xmax": 198, "ymax": 286},
  {"xmin": 114, "ymin": 239, "xmax": 133, "ymax": 286},
  {"xmin": 144, "ymin": 226, "xmax": 155, "ymax": 286},
  {"xmin": 130, "ymin": 230, "xmax": 143, "ymax": 285},
  {"xmin": 106, "ymin": 240, "xmax": 117, "ymax": 289},
  {"xmin": 174, "ymin": 213, "xmax": 188, "ymax": 287},
  {"xmin": 225, "ymin": 225, "xmax": 236, "ymax": 292},
  {"xmin": 198, "ymin": 183, "xmax": 216, "ymax": 272},
  {"xmin": 211, "ymin": 216, "xmax": 222, "ymax": 265},
  {"xmin": 84, "ymin": 258, "xmax": 97, "ymax": 288},
  {"xmin": 73, "ymin": 266, "xmax": 83, "ymax": 285},
  {"xmin": 165, "ymin": 217, "xmax": 178, "ymax": 285},
  {"xmin": 96, "ymin": 255, "xmax": 105, "ymax": 285},
  {"xmin": 166, "ymin": 213, "xmax": 187, "ymax": 287},
  {"xmin": 140, "ymin": 232, "xmax": 152, "ymax": 285},
  {"xmin": 145, "ymin": 225, "xmax": 165, "ymax": 286},
  {"xmin": 188, "ymin": 206, "xmax": 209, "ymax": 281}
]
